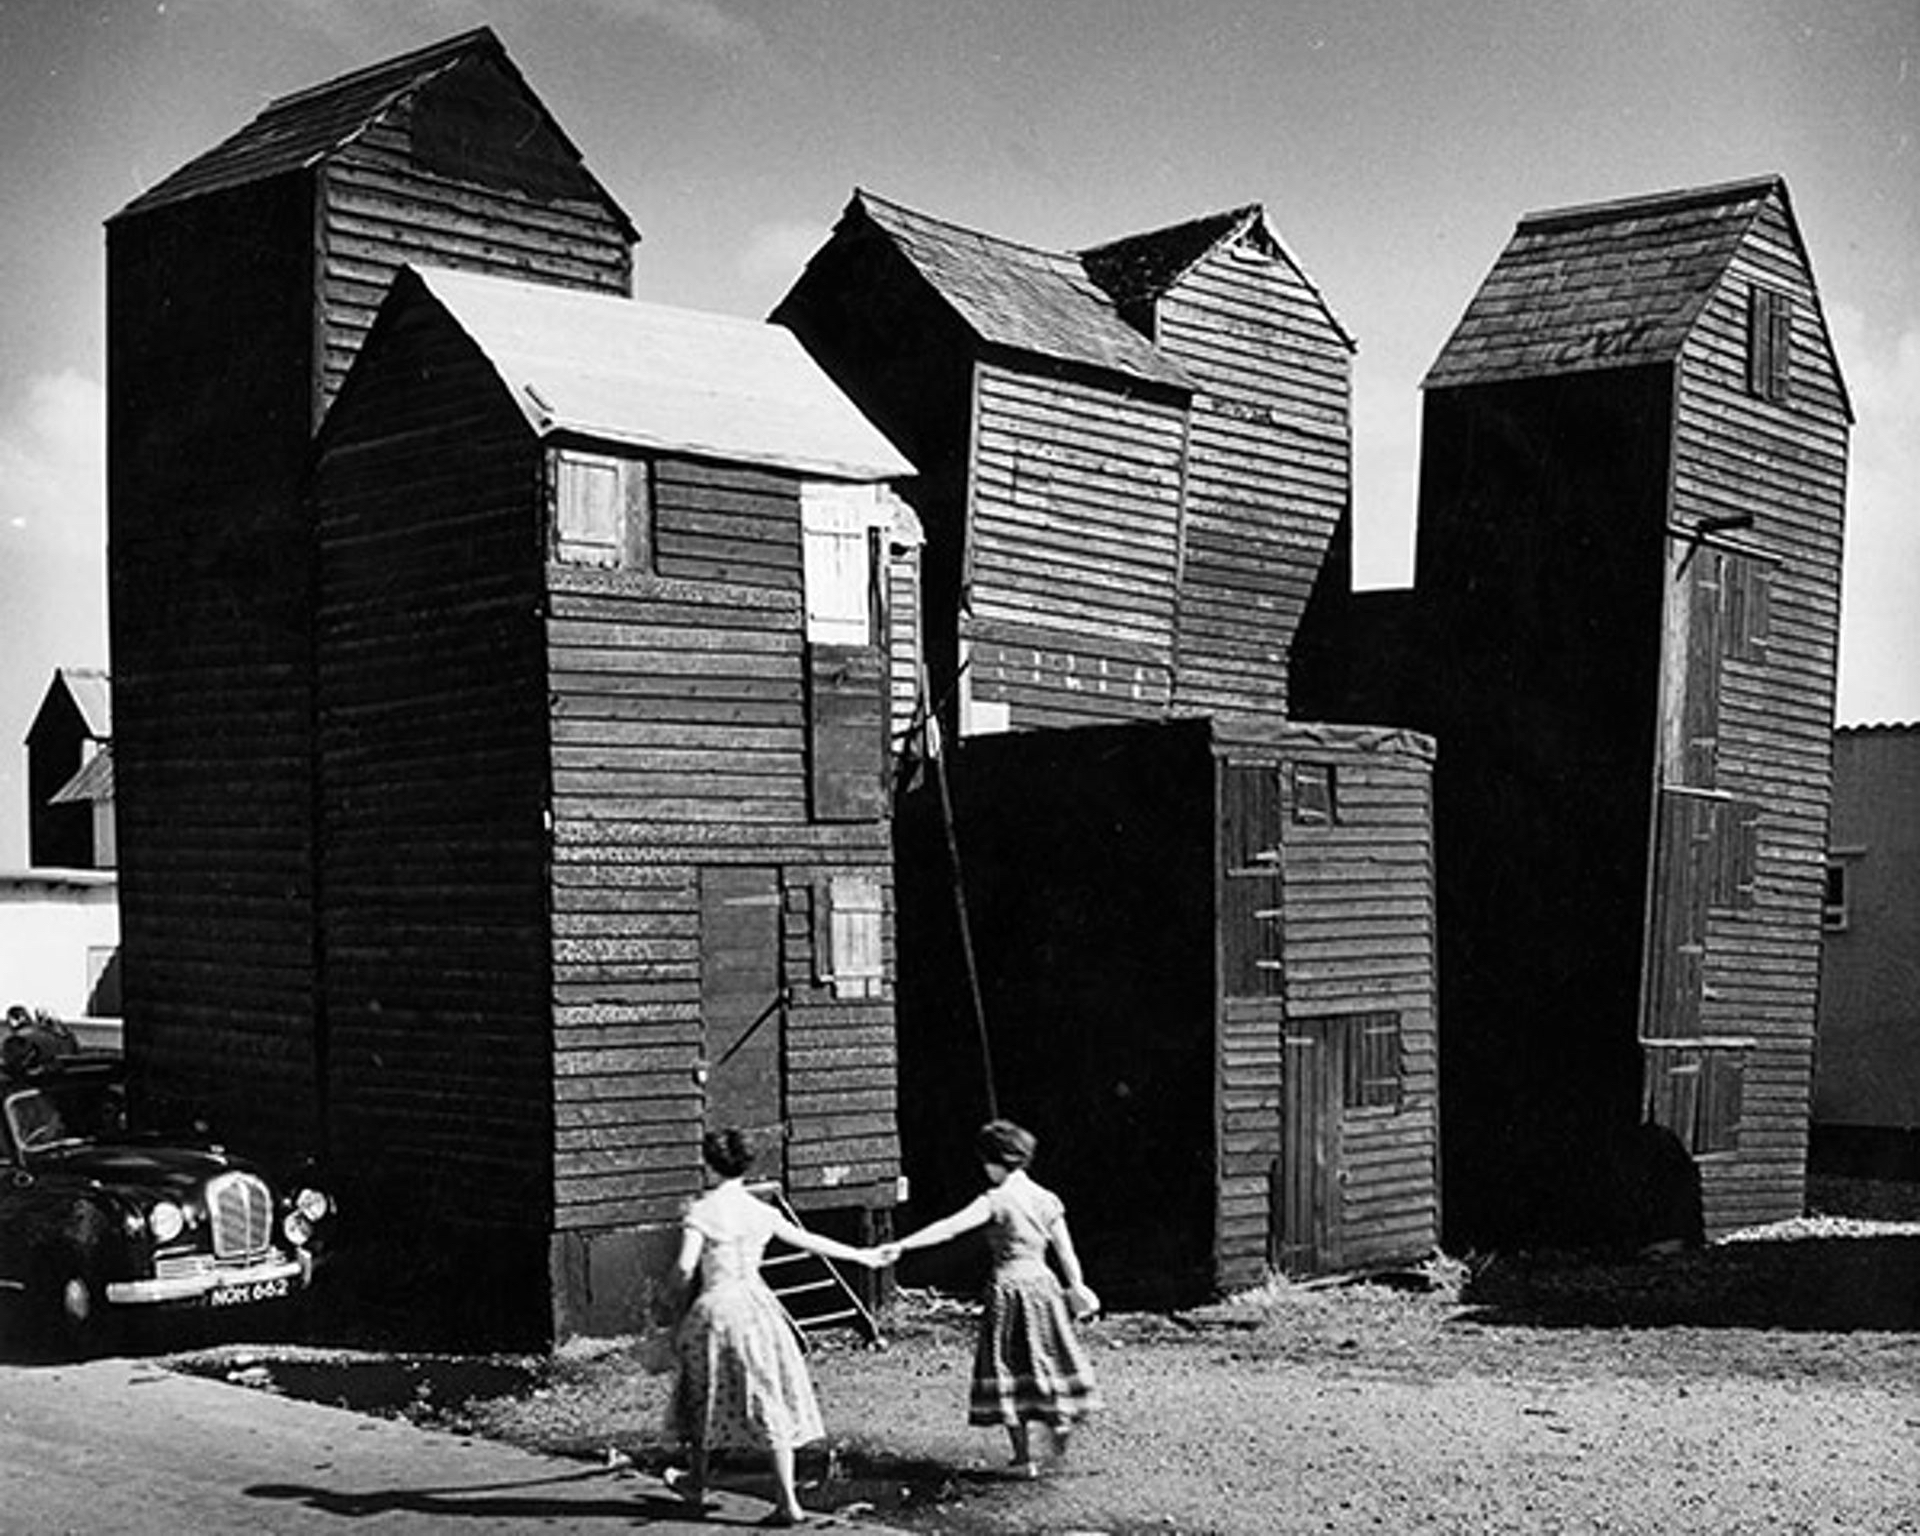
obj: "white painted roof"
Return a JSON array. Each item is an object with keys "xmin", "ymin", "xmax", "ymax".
[{"xmin": 408, "ymin": 265, "xmax": 913, "ymax": 482}]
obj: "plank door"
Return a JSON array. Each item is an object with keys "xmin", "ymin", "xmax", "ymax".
[
  {"xmin": 1273, "ymin": 1020, "xmax": 1343, "ymax": 1275},
  {"xmin": 699, "ymin": 867, "xmax": 786, "ymax": 1159}
]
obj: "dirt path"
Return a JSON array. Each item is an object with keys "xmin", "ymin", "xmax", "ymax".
[{"xmin": 167, "ymin": 1216, "xmax": 1920, "ymax": 1535}]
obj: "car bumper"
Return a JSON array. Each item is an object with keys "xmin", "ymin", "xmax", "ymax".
[{"xmin": 106, "ymin": 1252, "xmax": 310, "ymax": 1307}]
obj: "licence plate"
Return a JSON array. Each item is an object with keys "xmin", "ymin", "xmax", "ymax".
[{"xmin": 209, "ymin": 1276, "xmax": 291, "ymax": 1307}]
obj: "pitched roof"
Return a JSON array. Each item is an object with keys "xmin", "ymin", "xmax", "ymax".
[
  {"xmin": 112, "ymin": 27, "xmax": 637, "ymax": 240},
  {"xmin": 396, "ymin": 266, "xmax": 913, "ymax": 482},
  {"xmin": 844, "ymin": 191, "xmax": 1192, "ymax": 390},
  {"xmin": 1425, "ymin": 175, "xmax": 1804, "ymax": 391},
  {"xmin": 1080, "ymin": 205, "xmax": 1355, "ymax": 349},
  {"xmin": 29, "ymin": 669, "xmax": 111, "ymax": 743},
  {"xmin": 50, "ymin": 745, "xmax": 114, "ymax": 807}
]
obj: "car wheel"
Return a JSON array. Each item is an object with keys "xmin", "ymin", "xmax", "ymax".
[{"xmin": 39, "ymin": 1253, "xmax": 118, "ymax": 1359}]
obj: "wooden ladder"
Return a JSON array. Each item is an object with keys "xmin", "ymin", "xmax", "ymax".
[{"xmin": 749, "ymin": 1181, "xmax": 884, "ymax": 1347}]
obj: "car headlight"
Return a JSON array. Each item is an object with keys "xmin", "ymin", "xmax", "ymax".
[
  {"xmin": 148, "ymin": 1201, "xmax": 186, "ymax": 1243},
  {"xmin": 284, "ymin": 1211, "xmax": 314, "ymax": 1246},
  {"xmin": 295, "ymin": 1187, "xmax": 332, "ymax": 1222}
]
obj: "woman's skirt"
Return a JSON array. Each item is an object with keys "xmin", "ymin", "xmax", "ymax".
[
  {"xmin": 671, "ymin": 1278, "xmax": 825, "ymax": 1452},
  {"xmin": 968, "ymin": 1265, "xmax": 1102, "ymax": 1427}
]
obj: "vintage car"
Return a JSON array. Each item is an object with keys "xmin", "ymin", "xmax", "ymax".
[{"xmin": 0, "ymin": 1047, "xmax": 333, "ymax": 1355}]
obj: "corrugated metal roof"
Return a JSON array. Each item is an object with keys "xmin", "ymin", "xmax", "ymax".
[
  {"xmin": 848, "ymin": 191, "xmax": 1192, "ymax": 390},
  {"xmin": 1425, "ymin": 176, "xmax": 1784, "ymax": 390},
  {"xmin": 50, "ymin": 745, "xmax": 113, "ymax": 807},
  {"xmin": 1080, "ymin": 205, "xmax": 1356, "ymax": 350},
  {"xmin": 112, "ymin": 27, "xmax": 637, "ymax": 240},
  {"xmin": 405, "ymin": 266, "xmax": 913, "ymax": 482}
]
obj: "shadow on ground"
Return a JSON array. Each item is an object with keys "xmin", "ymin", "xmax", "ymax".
[{"xmin": 1459, "ymin": 1235, "xmax": 1920, "ymax": 1331}]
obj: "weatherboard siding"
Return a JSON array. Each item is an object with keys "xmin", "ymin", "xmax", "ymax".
[
  {"xmin": 313, "ymin": 310, "xmax": 553, "ymax": 1231},
  {"xmin": 106, "ymin": 178, "xmax": 325, "ymax": 1160},
  {"xmin": 545, "ymin": 460, "xmax": 898, "ymax": 1229},
  {"xmin": 1665, "ymin": 199, "xmax": 1850, "ymax": 1231},
  {"xmin": 315, "ymin": 88, "xmax": 631, "ymax": 416},
  {"xmin": 1155, "ymin": 238, "xmax": 1352, "ymax": 720},
  {"xmin": 965, "ymin": 362, "xmax": 1186, "ymax": 726}
]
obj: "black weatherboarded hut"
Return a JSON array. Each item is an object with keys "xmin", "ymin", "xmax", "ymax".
[
  {"xmin": 311, "ymin": 265, "xmax": 912, "ymax": 1340},
  {"xmin": 1295, "ymin": 176, "xmax": 1853, "ymax": 1248},
  {"xmin": 106, "ymin": 28, "xmax": 635, "ymax": 1167}
]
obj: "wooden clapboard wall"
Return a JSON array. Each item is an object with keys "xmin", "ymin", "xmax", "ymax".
[
  {"xmin": 105, "ymin": 29, "xmax": 634, "ymax": 1165},
  {"xmin": 964, "ymin": 363, "xmax": 1188, "ymax": 726},
  {"xmin": 1151, "ymin": 227, "xmax": 1352, "ymax": 721},
  {"xmin": 311, "ymin": 284, "xmax": 554, "ymax": 1253},
  {"xmin": 1211, "ymin": 722, "xmax": 1439, "ymax": 1289},
  {"xmin": 1658, "ymin": 191, "xmax": 1850, "ymax": 1232},
  {"xmin": 545, "ymin": 458, "xmax": 898, "ymax": 1237}
]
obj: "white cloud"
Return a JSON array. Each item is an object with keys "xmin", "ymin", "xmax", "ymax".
[{"xmin": 1828, "ymin": 307, "xmax": 1920, "ymax": 725}]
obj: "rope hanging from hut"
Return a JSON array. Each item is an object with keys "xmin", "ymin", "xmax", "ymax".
[{"xmin": 916, "ymin": 660, "xmax": 998, "ymax": 1120}]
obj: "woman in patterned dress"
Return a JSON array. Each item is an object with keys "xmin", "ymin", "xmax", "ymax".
[
  {"xmin": 881, "ymin": 1119, "xmax": 1101, "ymax": 1476},
  {"xmin": 667, "ymin": 1128, "xmax": 882, "ymax": 1526}
]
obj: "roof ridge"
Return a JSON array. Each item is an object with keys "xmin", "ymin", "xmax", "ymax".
[
  {"xmin": 1518, "ymin": 174, "xmax": 1783, "ymax": 235},
  {"xmin": 262, "ymin": 25, "xmax": 498, "ymax": 114},
  {"xmin": 852, "ymin": 188, "xmax": 1082, "ymax": 266}
]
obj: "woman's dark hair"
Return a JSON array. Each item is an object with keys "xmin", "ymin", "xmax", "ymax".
[
  {"xmin": 975, "ymin": 1119, "xmax": 1037, "ymax": 1170},
  {"xmin": 702, "ymin": 1128, "xmax": 756, "ymax": 1178}
]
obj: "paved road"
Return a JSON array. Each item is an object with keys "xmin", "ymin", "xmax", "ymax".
[{"xmin": 0, "ymin": 1356, "xmax": 881, "ymax": 1533}]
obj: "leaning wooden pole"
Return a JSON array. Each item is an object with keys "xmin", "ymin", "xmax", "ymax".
[{"xmin": 922, "ymin": 666, "xmax": 997, "ymax": 1119}]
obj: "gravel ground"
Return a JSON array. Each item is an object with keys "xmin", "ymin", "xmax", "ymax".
[{"xmin": 170, "ymin": 1189, "xmax": 1920, "ymax": 1535}]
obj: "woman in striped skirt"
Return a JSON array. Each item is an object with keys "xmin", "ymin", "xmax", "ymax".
[{"xmin": 881, "ymin": 1119, "xmax": 1101, "ymax": 1476}]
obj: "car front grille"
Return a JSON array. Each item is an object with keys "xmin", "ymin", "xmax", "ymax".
[{"xmin": 206, "ymin": 1172, "xmax": 274, "ymax": 1261}]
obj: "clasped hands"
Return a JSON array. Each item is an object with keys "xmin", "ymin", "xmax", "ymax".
[{"xmin": 844, "ymin": 1241, "xmax": 904, "ymax": 1269}]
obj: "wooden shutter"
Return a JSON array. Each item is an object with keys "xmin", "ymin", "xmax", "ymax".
[
  {"xmin": 1221, "ymin": 764, "xmax": 1283, "ymax": 998},
  {"xmin": 812, "ymin": 873, "xmax": 884, "ymax": 999},
  {"xmin": 808, "ymin": 644, "xmax": 888, "ymax": 822},
  {"xmin": 1341, "ymin": 1012, "xmax": 1402, "ymax": 1111},
  {"xmin": 1747, "ymin": 287, "xmax": 1793, "ymax": 404}
]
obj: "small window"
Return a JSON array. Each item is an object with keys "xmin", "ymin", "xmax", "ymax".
[
  {"xmin": 554, "ymin": 451, "xmax": 645, "ymax": 568},
  {"xmin": 803, "ymin": 483, "xmax": 884, "ymax": 647},
  {"xmin": 1291, "ymin": 763, "xmax": 1337, "ymax": 826},
  {"xmin": 1822, "ymin": 861, "xmax": 1849, "ymax": 931},
  {"xmin": 814, "ymin": 874, "xmax": 884, "ymax": 1000},
  {"xmin": 1342, "ymin": 1012, "xmax": 1402, "ymax": 1111},
  {"xmin": 1746, "ymin": 287, "xmax": 1793, "ymax": 405}
]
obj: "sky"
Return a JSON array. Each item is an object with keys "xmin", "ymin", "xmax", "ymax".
[{"xmin": 0, "ymin": 0, "xmax": 1914, "ymax": 867}]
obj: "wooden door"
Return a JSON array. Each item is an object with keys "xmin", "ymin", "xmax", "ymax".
[
  {"xmin": 1273, "ymin": 1019, "xmax": 1342, "ymax": 1275},
  {"xmin": 699, "ymin": 867, "xmax": 786, "ymax": 1155}
]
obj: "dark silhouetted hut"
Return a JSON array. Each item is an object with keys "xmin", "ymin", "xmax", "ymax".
[
  {"xmin": 106, "ymin": 28, "xmax": 637, "ymax": 1162},
  {"xmin": 1295, "ymin": 176, "xmax": 1852, "ymax": 1246},
  {"xmin": 26, "ymin": 668, "xmax": 113, "ymax": 871}
]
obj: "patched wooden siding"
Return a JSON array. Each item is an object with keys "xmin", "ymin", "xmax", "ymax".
[
  {"xmin": 313, "ymin": 301, "xmax": 552, "ymax": 1232},
  {"xmin": 1282, "ymin": 741, "xmax": 1440, "ymax": 1270},
  {"xmin": 546, "ymin": 460, "xmax": 898, "ymax": 1232},
  {"xmin": 1666, "ymin": 198, "xmax": 1850, "ymax": 1233},
  {"xmin": 106, "ymin": 180, "xmax": 322, "ymax": 1161},
  {"xmin": 1157, "ymin": 236, "xmax": 1352, "ymax": 721},
  {"xmin": 1213, "ymin": 732, "xmax": 1439, "ymax": 1288},
  {"xmin": 315, "ymin": 69, "xmax": 631, "ymax": 418},
  {"xmin": 965, "ymin": 362, "xmax": 1186, "ymax": 726}
]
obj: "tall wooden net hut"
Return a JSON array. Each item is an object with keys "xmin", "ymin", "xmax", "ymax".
[
  {"xmin": 1296, "ymin": 176, "xmax": 1852, "ymax": 1246},
  {"xmin": 105, "ymin": 28, "xmax": 636, "ymax": 1162}
]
